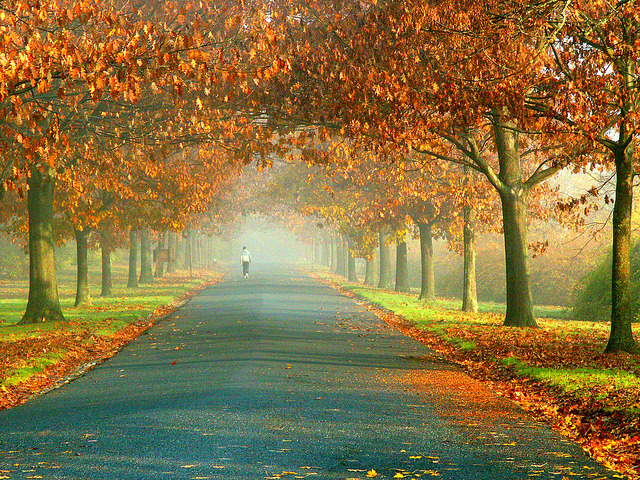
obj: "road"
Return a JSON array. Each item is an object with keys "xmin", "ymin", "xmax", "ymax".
[{"xmin": 0, "ymin": 265, "xmax": 619, "ymax": 479}]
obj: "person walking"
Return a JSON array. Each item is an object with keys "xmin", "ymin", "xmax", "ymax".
[{"xmin": 241, "ymin": 246, "xmax": 252, "ymax": 278}]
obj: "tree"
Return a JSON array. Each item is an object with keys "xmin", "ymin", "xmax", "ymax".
[
  {"xmin": 535, "ymin": 1, "xmax": 640, "ymax": 353},
  {"xmin": 127, "ymin": 229, "xmax": 139, "ymax": 288},
  {"xmin": 22, "ymin": 166, "xmax": 64, "ymax": 322},
  {"xmin": 257, "ymin": 0, "xmax": 591, "ymax": 328},
  {"xmin": 1, "ymin": 0, "xmax": 277, "ymax": 323}
]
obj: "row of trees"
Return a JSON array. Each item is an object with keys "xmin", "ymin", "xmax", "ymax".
[
  {"xmin": 257, "ymin": 150, "xmax": 576, "ymax": 310},
  {"xmin": 0, "ymin": 0, "xmax": 277, "ymax": 323},
  {"xmin": 245, "ymin": 0, "xmax": 640, "ymax": 353},
  {"xmin": 2, "ymin": 0, "xmax": 638, "ymax": 355}
]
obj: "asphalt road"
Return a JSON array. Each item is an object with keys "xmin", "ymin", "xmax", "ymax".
[{"xmin": 0, "ymin": 264, "xmax": 620, "ymax": 479}]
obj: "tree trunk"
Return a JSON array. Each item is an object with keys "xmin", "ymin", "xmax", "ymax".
[
  {"xmin": 19, "ymin": 166, "xmax": 64, "ymax": 324},
  {"xmin": 416, "ymin": 221, "xmax": 435, "ymax": 301},
  {"xmin": 378, "ymin": 230, "xmax": 392, "ymax": 289},
  {"xmin": 329, "ymin": 237, "xmax": 335, "ymax": 271},
  {"xmin": 127, "ymin": 229, "xmax": 139, "ymax": 288},
  {"xmin": 347, "ymin": 238, "xmax": 358, "ymax": 282},
  {"xmin": 196, "ymin": 233, "xmax": 202, "ymax": 268},
  {"xmin": 166, "ymin": 232, "xmax": 177, "ymax": 274},
  {"xmin": 499, "ymin": 190, "xmax": 537, "ymax": 327},
  {"xmin": 395, "ymin": 235, "xmax": 410, "ymax": 293},
  {"xmin": 607, "ymin": 146, "xmax": 640, "ymax": 353},
  {"xmin": 364, "ymin": 252, "xmax": 376, "ymax": 286},
  {"xmin": 101, "ymin": 245, "xmax": 112, "ymax": 297},
  {"xmin": 155, "ymin": 231, "xmax": 166, "ymax": 278},
  {"xmin": 204, "ymin": 236, "xmax": 210, "ymax": 269},
  {"xmin": 139, "ymin": 228, "xmax": 154, "ymax": 283},
  {"xmin": 175, "ymin": 235, "xmax": 183, "ymax": 269},
  {"xmin": 335, "ymin": 236, "xmax": 345, "ymax": 276},
  {"xmin": 462, "ymin": 205, "xmax": 479, "ymax": 313},
  {"xmin": 185, "ymin": 230, "xmax": 193, "ymax": 277},
  {"xmin": 494, "ymin": 115, "xmax": 537, "ymax": 327},
  {"xmin": 74, "ymin": 227, "xmax": 91, "ymax": 307},
  {"xmin": 341, "ymin": 237, "xmax": 349, "ymax": 277},
  {"xmin": 183, "ymin": 230, "xmax": 190, "ymax": 269}
]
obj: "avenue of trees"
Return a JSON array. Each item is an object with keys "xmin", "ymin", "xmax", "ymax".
[
  {"xmin": 247, "ymin": 0, "xmax": 639, "ymax": 353},
  {"xmin": 0, "ymin": 0, "xmax": 275, "ymax": 323},
  {"xmin": 1, "ymin": 0, "xmax": 640, "ymax": 354}
]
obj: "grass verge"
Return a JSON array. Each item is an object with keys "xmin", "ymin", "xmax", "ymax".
[
  {"xmin": 0, "ymin": 269, "xmax": 223, "ymax": 409},
  {"xmin": 311, "ymin": 268, "xmax": 640, "ymax": 479}
]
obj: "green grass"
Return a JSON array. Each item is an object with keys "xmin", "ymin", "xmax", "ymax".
[
  {"xmin": 318, "ymin": 269, "xmax": 571, "ymax": 322},
  {"xmin": 0, "ymin": 298, "xmax": 27, "ymax": 326},
  {"xmin": 501, "ymin": 356, "xmax": 640, "ymax": 394},
  {"xmin": 345, "ymin": 283, "xmax": 610, "ymax": 342},
  {"xmin": 0, "ymin": 274, "xmax": 208, "ymax": 341},
  {"xmin": 315, "ymin": 268, "xmax": 639, "ymax": 402},
  {"xmin": 4, "ymin": 352, "xmax": 65, "ymax": 386},
  {"xmin": 0, "ymin": 268, "xmax": 216, "ymax": 389}
]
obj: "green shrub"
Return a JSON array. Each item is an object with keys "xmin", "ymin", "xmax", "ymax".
[{"xmin": 573, "ymin": 240, "xmax": 640, "ymax": 322}]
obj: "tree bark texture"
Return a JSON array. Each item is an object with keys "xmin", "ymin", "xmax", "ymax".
[
  {"xmin": 341, "ymin": 238, "xmax": 349, "ymax": 277},
  {"xmin": 607, "ymin": 147, "xmax": 640, "ymax": 353},
  {"xmin": 416, "ymin": 221, "xmax": 435, "ymax": 301},
  {"xmin": 462, "ymin": 205, "xmax": 479, "ymax": 313},
  {"xmin": 499, "ymin": 190, "xmax": 537, "ymax": 327},
  {"xmin": 74, "ymin": 227, "xmax": 91, "ymax": 307},
  {"xmin": 127, "ymin": 229, "xmax": 139, "ymax": 288},
  {"xmin": 167, "ymin": 232, "xmax": 177, "ymax": 274},
  {"xmin": 336, "ymin": 236, "xmax": 346, "ymax": 276},
  {"xmin": 347, "ymin": 238, "xmax": 358, "ymax": 282},
  {"xmin": 494, "ymin": 116, "xmax": 537, "ymax": 327},
  {"xmin": 139, "ymin": 228, "xmax": 154, "ymax": 283},
  {"xmin": 19, "ymin": 166, "xmax": 64, "ymax": 324},
  {"xmin": 378, "ymin": 230, "xmax": 392, "ymax": 289},
  {"xmin": 155, "ymin": 231, "xmax": 166, "ymax": 278},
  {"xmin": 100, "ymin": 232, "xmax": 112, "ymax": 297},
  {"xmin": 395, "ymin": 236, "xmax": 410, "ymax": 293},
  {"xmin": 364, "ymin": 252, "xmax": 377, "ymax": 286}
]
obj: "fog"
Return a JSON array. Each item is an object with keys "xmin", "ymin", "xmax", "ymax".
[{"xmin": 229, "ymin": 216, "xmax": 310, "ymax": 267}]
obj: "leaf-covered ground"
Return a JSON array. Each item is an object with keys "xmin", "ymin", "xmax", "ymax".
[
  {"xmin": 312, "ymin": 270, "xmax": 640, "ymax": 480},
  {"xmin": 0, "ymin": 272, "xmax": 222, "ymax": 410}
]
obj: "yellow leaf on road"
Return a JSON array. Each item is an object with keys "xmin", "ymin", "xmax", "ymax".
[{"xmin": 366, "ymin": 470, "xmax": 378, "ymax": 477}]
